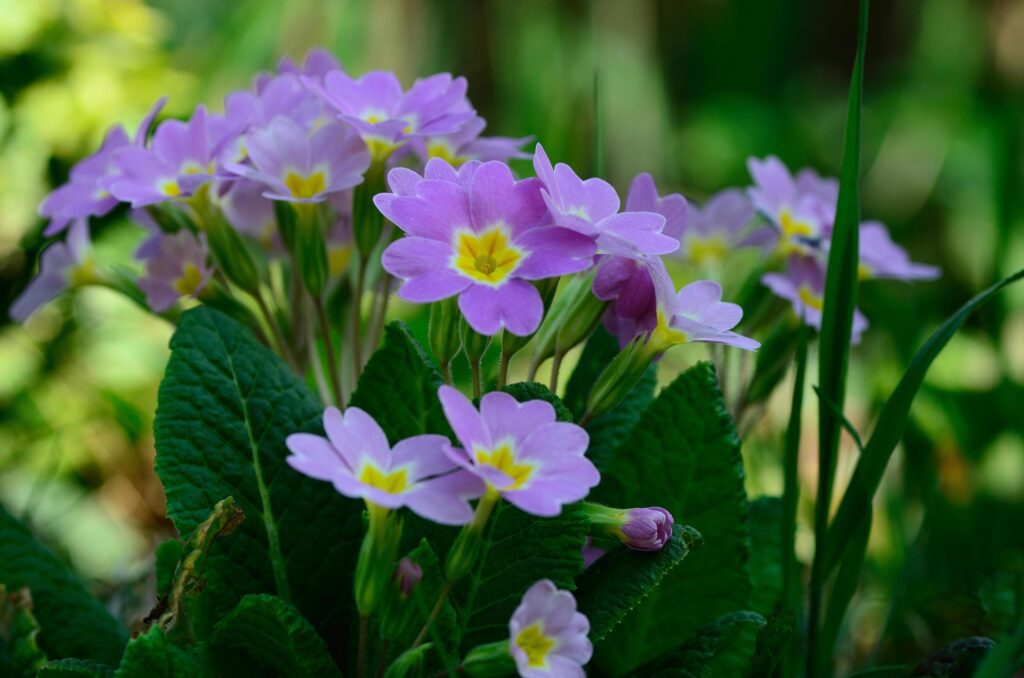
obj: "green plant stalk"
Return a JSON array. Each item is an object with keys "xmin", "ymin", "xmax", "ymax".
[
  {"xmin": 313, "ymin": 296, "xmax": 344, "ymax": 407},
  {"xmin": 807, "ymin": 0, "xmax": 869, "ymax": 673},
  {"xmin": 351, "ymin": 254, "xmax": 368, "ymax": 381},
  {"xmin": 781, "ymin": 330, "xmax": 808, "ymax": 614}
]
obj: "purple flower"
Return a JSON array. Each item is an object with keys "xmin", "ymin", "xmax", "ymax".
[
  {"xmin": 275, "ymin": 47, "xmax": 342, "ymax": 81},
  {"xmin": 225, "ymin": 116, "xmax": 370, "ymax": 203},
  {"xmin": 108, "ymin": 106, "xmax": 236, "ymax": 207},
  {"xmin": 437, "ymin": 386, "xmax": 599, "ymax": 517},
  {"xmin": 305, "ymin": 70, "xmax": 474, "ymax": 161},
  {"xmin": 10, "ymin": 220, "xmax": 94, "ymax": 321},
  {"xmin": 409, "ymin": 116, "xmax": 530, "ymax": 167},
  {"xmin": 594, "ymin": 254, "xmax": 675, "ymax": 342},
  {"xmin": 533, "ymin": 144, "xmax": 678, "ymax": 257},
  {"xmin": 218, "ymin": 179, "xmax": 281, "ymax": 252},
  {"xmin": 39, "ymin": 97, "xmax": 166, "ymax": 236},
  {"xmin": 619, "ymin": 508, "xmax": 674, "ymax": 551},
  {"xmin": 377, "ymin": 160, "xmax": 596, "ymax": 336},
  {"xmin": 395, "ymin": 558, "xmax": 423, "ymax": 598},
  {"xmin": 678, "ymin": 189, "xmax": 758, "ymax": 266},
  {"xmin": 747, "ymin": 156, "xmax": 836, "ymax": 256},
  {"xmin": 624, "ymin": 173, "xmax": 688, "ymax": 240},
  {"xmin": 762, "ymin": 255, "xmax": 868, "ymax": 344},
  {"xmin": 285, "ymin": 406, "xmax": 484, "ymax": 525},
  {"xmin": 858, "ymin": 220, "xmax": 940, "ymax": 281},
  {"xmin": 509, "ymin": 579, "xmax": 592, "ymax": 677},
  {"xmin": 137, "ymin": 230, "xmax": 214, "ymax": 312},
  {"xmin": 647, "ymin": 280, "xmax": 761, "ymax": 353}
]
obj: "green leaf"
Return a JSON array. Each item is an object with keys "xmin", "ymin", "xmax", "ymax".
[
  {"xmin": 210, "ymin": 594, "xmax": 341, "ymax": 678},
  {"xmin": 824, "ymin": 269, "xmax": 1024, "ymax": 575},
  {"xmin": 114, "ymin": 628, "xmax": 210, "ymax": 678},
  {"xmin": 0, "ymin": 585, "xmax": 47, "ymax": 676},
  {"xmin": 975, "ymin": 626, "xmax": 1023, "ymax": 678},
  {"xmin": 351, "ymin": 321, "xmax": 448, "ymax": 442},
  {"xmin": 38, "ymin": 659, "xmax": 115, "ymax": 677},
  {"xmin": 748, "ymin": 497, "xmax": 784, "ymax": 617},
  {"xmin": 154, "ymin": 540, "xmax": 184, "ymax": 598},
  {"xmin": 0, "ymin": 504, "xmax": 127, "ymax": 665},
  {"xmin": 459, "ymin": 502, "xmax": 588, "ymax": 651},
  {"xmin": 575, "ymin": 526, "xmax": 702, "ymax": 643},
  {"xmin": 592, "ymin": 362, "xmax": 752, "ymax": 673},
  {"xmin": 501, "ymin": 381, "xmax": 573, "ymax": 422},
  {"xmin": 634, "ymin": 611, "xmax": 766, "ymax": 677},
  {"xmin": 751, "ymin": 613, "xmax": 795, "ymax": 678},
  {"xmin": 563, "ymin": 327, "xmax": 656, "ymax": 470},
  {"xmin": 154, "ymin": 306, "xmax": 363, "ymax": 641}
]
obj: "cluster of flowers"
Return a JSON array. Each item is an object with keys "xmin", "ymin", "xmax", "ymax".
[{"xmin": 287, "ymin": 387, "xmax": 668, "ymax": 676}]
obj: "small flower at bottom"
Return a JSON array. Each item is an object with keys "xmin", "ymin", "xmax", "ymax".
[
  {"xmin": 437, "ymin": 386, "xmax": 599, "ymax": 516},
  {"xmin": 509, "ymin": 580, "xmax": 592, "ymax": 678},
  {"xmin": 285, "ymin": 406, "xmax": 484, "ymax": 525}
]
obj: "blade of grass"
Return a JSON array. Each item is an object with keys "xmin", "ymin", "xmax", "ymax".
[
  {"xmin": 813, "ymin": 385, "xmax": 866, "ymax": 453},
  {"xmin": 822, "ymin": 267, "xmax": 1024, "ymax": 576},
  {"xmin": 821, "ymin": 505, "xmax": 871, "ymax": 663},
  {"xmin": 807, "ymin": 0, "xmax": 870, "ymax": 674}
]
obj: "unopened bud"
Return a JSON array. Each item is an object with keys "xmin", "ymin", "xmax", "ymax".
[
  {"xmin": 354, "ymin": 505, "xmax": 402, "ymax": 615},
  {"xmin": 582, "ymin": 502, "xmax": 674, "ymax": 551},
  {"xmin": 584, "ymin": 336, "xmax": 654, "ymax": 422},
  {"xmin": 395, "ymin": 558, "xmax": 423, "ymax": 598}
]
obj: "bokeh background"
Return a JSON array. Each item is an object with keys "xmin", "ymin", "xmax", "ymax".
[{"xmin": 1, "ymin": 0, "xmax": 1022, "ymax": 673}]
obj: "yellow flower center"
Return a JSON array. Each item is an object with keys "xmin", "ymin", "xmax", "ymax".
[
  {"xmin": 329, "ymin": 245, "xmax": 353, "ymax": 278},
  {"xmin": 68, "ymin": 259, "xmax": 99, "ymax": 287},
  {"xmin": 798, "ymin": 285, "xmax": 823, "ymax": 311},
  {"xmin": 778, "ymin": 209, "xmax": 815, "ymax": 254},
  {"xmin": 515, "ymin": 623, "xmax": 557, "ymax": 669},
  {"xmin": 426, "ymin": 140, "xmax": 464, "ymax": 167},
  {"xmin": 648, "ymin": 310, "xmax": 688, "ymax": 353},
  {"xmin": 181, "ymin": 161, "xmax": 216, "ymax": 175},
  {"xmin": 365, "ymin": 136, "xmax": 401, "ymax": 163},
  {"xmin": 174, "ymin": 263, "xmax": 205, "ymax": 296},
  {"xmin": 453, "ymin": 225, "xmax": 523, "ymax": 285},
  {"xmin": 687, "ymin": 235, "xmax": 729, "ymax": 265},
  {"xmin": 161, "ymin": 180, "xmax": 181, "ymax": 197},
  {"xmin": 474, "ymin": 442, "xmax": 535, "ymax": 490},
  {"xmin": 284, "ymin": 169, "xmax": 327, "ymax": 199},
  {"xmin": 358, "ymin": 464, "xmax": 410, "ymax": 494}
]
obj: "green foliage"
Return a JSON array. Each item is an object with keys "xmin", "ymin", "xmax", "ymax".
[
  {"xmin": 458, "ymin": 502, "xmax": 588, "ymax": 651},
  {"xmin": 0, "ymin": 504, "xmax": 127, "ymax": 665},
  {"xmin": 633, "ymin": 611, "xmax": 767, "ymax": 677},
  {"xmin": 153, "ymin": 306, "xmax": 364, "ymax": 641},
  {"xmin": 563, "ymin": 327, "xmax": 656, "ymax": 469},
  {"xmin": 154, "ymin": 540, "xmax": 184, "ymax": 598},
  {"xmin": 592, "ymin": 362, "xmax": 752, "ymax": 673},
  {"xmin": 209, "ymin": 594, "xmax": 340, "ymax": 678},
  {"xmin": 37, "ymin": 659, "xmax": 115, "ymax": 677},
  {"xmin": 0, "ymin": 585, "xmax": 47, "ymax": 676},
  {"xmin": 748, "ymin": 497, "xmax": 784, "ymax": 617},
  {"xmin": 351, "ymin": 321, "xmax": 448, "ymax": 442},
  {"xmin": 576, "ymin": 526, "xmax": 702, "ymax": 643},
  {"xmin": 114, "ymin": 628, "xmax": 209, "ymax": 678}
]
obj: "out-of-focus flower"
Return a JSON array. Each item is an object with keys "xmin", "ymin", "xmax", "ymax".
[
  {"xmin": 624, "ymin": 173, "xmax": 688, "ymax": 241},
  {"xmin": 394, "ymin": 558, "xmax": 423, "ymax": 598},
  {"xmin": 275, "ymin": 47, "xmax": 343, "ymax": 81},
  {"xmin": 509, "ymin": 579, "xmax": 592, "ymax": 677},
  {"xmin": 108, "ymin": 106, "xmax": 238, "ymax": 207},
  {"xmin": 678, "ymin": 189, "xmax": 759, "ymax": 267},
  {"xmin": 10, "ymin": 220, "xmax": 95, "ymax": 321},
  {"xmin": 306, "ymin": 70, "xmax": 474, "ymax": 162},
  {"xmin": 377, "ymin": 160, "xmax": 595, "ymax": 336},
  {"xmin": 747, "ymin": 156, "xmax": 836, "ymax": 256},
  {"xmin": 410, "ymin": 116, "xmax": 530, "ymax": 167},
  {"xmin": 857, "ymin": 220, "xmax": 941, "ymax": 281},
  {"xmin": 137, "ymin": 230, "xmax": 213, "ymax": 312},
  {"xmin": 218, "ymin": 179, "xmax": 280, "ymax": 252},
  {"xmin": 285, "ymin": 406, "xmax": 484, "ymax": 525},
  {"xmin": 533, "ymin": 144, "xmax": 677, "ymax": 257},
  {"xmin": 437, "ymin": 386, "xmax": 599, "ymax": 516},
  {"xmin": 39, "ymin": 97, "xmax": 166, "ymax": 236},
  {"xmin": 646, "ymin": 280, "xmax": 761, "ymax": 353},
  {"xmin": 225, "ymin": 117, "xmax": 370, "ymax": 203},
  {"xmin": 762, "ymin": 255, "xmax": 868, "ymax": 344}
]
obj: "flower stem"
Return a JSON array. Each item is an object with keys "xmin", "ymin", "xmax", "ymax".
[
  {"xmin": 497, "ymin": 347, "xmax": 512, "ymax": 389},
  {"xmin": 313, "ymin": 295, "xmax": 344, "ymax": 407},
  {"xmin": 548, "ymin": 349, "xmax": 565, "ymax": 394},
  {"xmin": 253, "ymin": 287, "xmax": 296, "ymax": 368},
  {"xmin": 358, "ymin": 614, "xmax": 369, "ymax": 678},
  {"xmin": 411, "ymin": 578, "xmax": 454, "ymax": 650},
  {"xmin": 471, "ymin": 359, "xmax": 483, "ymax": 399},
  {"xmin": 374, "ymin": 639, "xmax": 390, "ymax": 678},
  {"xmin": 351, "ymin": 255, "xmax": 368, "ymax": 380},
  {"xmin": 366, "ymin": 273, "xmax": 393, "ymax": 357},
  {"xmin": 440, "ymin": 361, "xmax": 452, "ymax": 385}
]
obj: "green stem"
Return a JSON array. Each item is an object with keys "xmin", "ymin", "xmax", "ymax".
[
  {"xmin": 253, "ymin": 287, "xmax": 296, "ymax": 369},
  {"xmin": 781, "ymin": 331, "xmax": 809, "ymax": 676},
  {"xmin": 548, "ymin": 349, "xmax": 565, "ymax": 394},
  {"xmin": 410, "ymin": 578, "xmax": 454, "ymax": 650},
  {"xmin": 497, "ymin": 348, "xmax": 512, "ymax": 390},
  {"xmin": 351, "ymin": 255, "xmax": 368, "ymax": 381},
  {"xmin": 471, "ymin": 359, "xmax": 483, "ymax": 399},
  {"xmin": 313, "ymin": 296, "xmax": 344, "ymax": 407},
  {"xmin": 358, "ymin": 614, "xmax": 369, "ymax": 678}
]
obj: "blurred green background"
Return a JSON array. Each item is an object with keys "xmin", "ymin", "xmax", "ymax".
[{"xmin": 1, "ymin": 0, "xmax": 1022, "ymax": 672}]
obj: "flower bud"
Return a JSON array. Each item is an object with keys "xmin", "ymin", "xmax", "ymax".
[
  {"xmin": 582, "ymin": 502, "xmax": 674, "ymax": 551},
  {"xmin": 462, "ymin": 640, "xmax": 516, "ymax": 678},
  {"xmin": 554, "ymin": 273, "xmax": 607, "ymax": 356},
  {"xmin": 289, "ymin": 203, "xmax": 330, "ymax": 297},
  {"xmin": 583, "ymin": 336, "xmax": 654, "ymax": 422},
  {"xmin": 446, "ymin": 490, "xmax": 499, "ymax": 581},
  {"xmin": 460, "ymin": 316, "xmax": 492, "ymax": 363},
  {"xmin": 354, "ymin": 505, "xmax": 402, "ymax": 616},
  {"xmin": 353, "ymin": 161, "xmax": 387, "ymax": 255},
  {"xmin": 395, "ymin": 557, "xmax": 423, "ymax": 598},
  {"xmin": 380, "ymin": 556, "xmax": 423, "ymax": 640}
]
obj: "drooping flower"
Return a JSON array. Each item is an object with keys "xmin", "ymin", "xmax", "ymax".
[
  {"xmin": 225, "ymin": 116, "xmax": 370, "ymax": 203},
  {"xmin": 437, "ymin": 386, "xmax": 599, "ymax": 516},
  {"xmin": 509, "ymin": 580, "xmax": 592, "ymax": 678},
  {"xmin": 305, "ymin": 70, "xmax": 475, "ymax": 162},
  {"xmin": 39, "ymin": 97, "xmax": 166, "ymax": 236},
  {"xmin": 533, "ymin": 144, "xmax": 677, "ymax": 257},
  {"xmin": 377, "ymin": 160, "xmax": 596, "ymax": 336},
  {"xmin": 108, "ymin": 106, "xmax": 237, "ymax": 207},
  {"xmin": 409, "ymin": 116, "xmax": 530, "ymax": 167},
  {"xmin": 762, "ymin": 255, "xmax": 868, "ymax": 344},
  {"xmin": 10, "ymin": 220, "xmax": 95, "ymax": 321},
  {"xmin": 645, "ymin": 279, "xmax": 761, "ymax": 353},
  {"xmin": 285, "ymin": 406, "xmax": 484, "ymax": 525},
  {"xmin": 747, "ymin": 156, "xmax": 836, "ymax": 256},
  {"xmin": 137, "ymin": 230, "xmax": 214, "ymax": 312},
  {"xmin": 583, "ymin": 503, "xmax": 675, "ymax": 552},
  {"xmin": 857, "ymin": 220, "xmax": 940, "ymax": 281},
  {"xmin": 677, "ymin": 188, "xmax": 759, "ymax": 267}
]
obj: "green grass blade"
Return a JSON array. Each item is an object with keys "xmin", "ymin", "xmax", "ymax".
[
  {"xmin": 821, "ymin": 506, "xmax": 871, "ymax": 661},
  {"xmin": 807, "ymin": 0, "xmax": 870, "ymax": 674},
  {"xmin": 823, "ymin": 267, "xmax": 1024, "ymax": 576}
]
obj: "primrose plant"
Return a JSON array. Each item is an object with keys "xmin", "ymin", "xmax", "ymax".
[{"xmin": 8, "ymin": 41, "xmax": 944, "ymax": 678}]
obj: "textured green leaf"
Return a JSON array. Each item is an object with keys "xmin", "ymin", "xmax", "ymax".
[
  {"xmin": 751, "ymin": 613, "xmax": 795, "ymax": 678},
  {"xmin": 38, "ymin": 658, "xmax": 115, "ymax": 677},
  {"xmin": 154, "ymin": 306, "xmax": 363, "ymax": 642},
  {"xmin": 0, "ymin": 585, "xmax": 47, "ymax": 676},
  {"xmin": 502, "ymin": 381, "xmax": 573, "ymax": 422},
  {"xmin": 635, "ymin": 611, "xmax": 766, "ymax": 677},
  {"xmin": 351, "ymin": 321, "xmax": 448, "ymax": 442},
  {"xmin": 563, "ymin": 328, "xmax": 656, "ymax": 469},
  {"xmin": 749, "ymin": 497, "xmax": 784, "ymax": 616},
  {"xmin": 0, "ymin": 504, "xmax": 127, "ymax": 665},
  {"xmin": 592, "ymin": 362, "xmax": 751, "ymax": 674},
  {"xmin": 576, "ymin": 526, "xmax": 702, "ymax": 643},
  {"xmin": 210, "ymin": 594, "xmax": 340, "ymax": 678},
  {"xmin": 114, "ymin": 628, "xmax": 210, "ymax": 678},
  {"xmin": 458, "ymin": 502, "xmax": 588, "ymax": 651}
]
